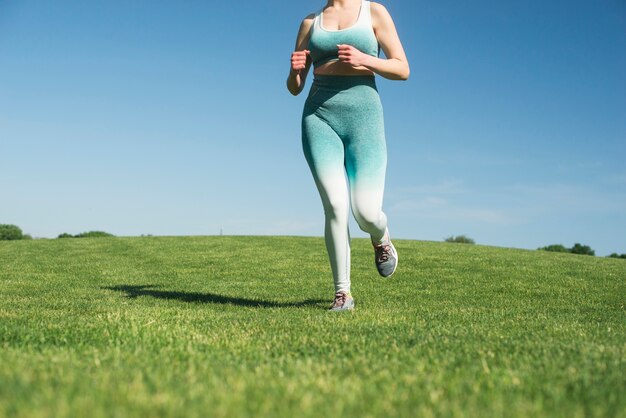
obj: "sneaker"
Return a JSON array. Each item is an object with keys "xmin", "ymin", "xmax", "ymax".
[
  {"xmin": 329, "ymin": 291, "xmax": 354, "ymax": 311},
  {"xmin": 374, "ymin": 237, "xmax": 398, "ymax": 277}
]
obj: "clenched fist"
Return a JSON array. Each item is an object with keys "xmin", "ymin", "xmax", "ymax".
[
  {"xmin": 291, "ymin": 49, "xmax": 310, "ymax": 74},
  {"xmin": 337, "ymin": 44, "xmax": 371, "ymax": 68}
]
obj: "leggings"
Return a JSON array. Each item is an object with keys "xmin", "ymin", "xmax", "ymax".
[{"xmin": 302, "ymin": 75, "xmax": 388, "ymax": 293}]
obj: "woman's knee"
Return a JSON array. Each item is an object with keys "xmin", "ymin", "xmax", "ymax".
[
  {"xmin": 322, "ymin": 194, "xmax": 349, "ymax": 220},
  {"xmin": 352, "ymin": 206, "xmax": 384, "ymax": 231}
]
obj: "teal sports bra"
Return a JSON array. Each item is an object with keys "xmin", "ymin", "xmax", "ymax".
[{"xmin": 308, "ymin": 0, "xmax": 380, "ymax": 68}]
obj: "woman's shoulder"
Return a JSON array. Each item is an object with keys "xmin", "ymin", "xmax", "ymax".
[
  {"xmin": 302, "ymin": 12, "xmax": 317, "ymax": 25},
  {"xmin": 294, "ymin": 12, "xmax": 316, "ymax": 46},
  {"xmin": 369, "ymin": 2, "xmax": 394, "ymax": 27},
  {"xmin": 298, "ymin": 12, "xmax": 316, "ymax": 31},
  {"xmin": 369, "ymin": 2, "xmax": 391, "ymax": 17}
]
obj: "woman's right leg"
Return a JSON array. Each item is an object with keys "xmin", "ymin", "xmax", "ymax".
[{"xmin": 302, "ymin": 113, "xmax": 351, "ymax": 295}]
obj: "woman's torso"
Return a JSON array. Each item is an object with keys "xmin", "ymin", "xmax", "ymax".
[{"xmin": 308, "ymin": 0, "xmax": 379, "ymax": 76}]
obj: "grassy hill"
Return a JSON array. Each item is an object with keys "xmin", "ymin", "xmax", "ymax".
[{"xmin": 0, "ymin": 236, "xmax": 624, "ymax": 417}]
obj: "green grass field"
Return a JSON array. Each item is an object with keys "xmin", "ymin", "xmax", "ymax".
[{"xmin": 0, "ymin": 236, "xmax": 624, "ymax": 417}]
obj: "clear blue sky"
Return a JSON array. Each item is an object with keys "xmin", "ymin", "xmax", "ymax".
[{"xmin": 1, "ymin": 0, "xmax": 625, "ymax": 255}]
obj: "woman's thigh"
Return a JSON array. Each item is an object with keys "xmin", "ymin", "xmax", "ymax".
[
  {"xmin": 302, "ymin": 114, "xmax": 350, "ymax": 212},
  {"xmin": 344, "ymin": 94, "xmax": 387, "ymax": 206}
]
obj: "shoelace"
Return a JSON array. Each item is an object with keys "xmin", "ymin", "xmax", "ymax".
[
  {"xmin": 374, "ymin": 244, "xmax": 392, "ymax": 263},
  {"xmin": 332, "ymin": 292, "xmax": 347, "ymax": 308}
]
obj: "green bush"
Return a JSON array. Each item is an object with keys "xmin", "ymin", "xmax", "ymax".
[
  {"xmin": 539, "ymin": 243, "xmax": 595, "ymax": 256},
  {"xmin": 74, "ymin": 231, "xmax": 114, "ymax": 238},
  {"xmin": 607, "ymin": 253, "xmax": 626, "ymax": 259},
  {"xmin": 0, "ymin": 224, "xmax": 24, "ymax": 240},
  {"xmin": 57, "ymin": 231, "xmax": 115, "ymax": 239},
  {"xmin": 538, "ymin": 244, "xmax": 569, "ymax": 253},
  {"xmin": 444, "ymin": 235, "xmax": 475, "ymax": 244},
  {"xmin": 570, "ymin": 243, "xmax": 595, "ymax": 256}
]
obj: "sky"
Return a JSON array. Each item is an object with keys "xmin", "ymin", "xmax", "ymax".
[{"xmin": 1, "ymin": 0, "xmax": 625, "ymax": 255}]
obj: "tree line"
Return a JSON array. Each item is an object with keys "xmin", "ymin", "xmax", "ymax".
[
  {"xmin": 0, "ymin": 224, "xmax": 114, "ymax": 240},
  {"xmin": 1, "ymin": 224, "xmax": 625, "ymax": 259}
]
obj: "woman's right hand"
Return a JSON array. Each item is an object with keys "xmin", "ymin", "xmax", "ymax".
[{"xmin": 290, "ymin": 50, "xmax": 310, "ymax": 74}]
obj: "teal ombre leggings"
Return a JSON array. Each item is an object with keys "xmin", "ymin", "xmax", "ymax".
[{"xmin": 302, "ymin": 75, "xmax": 388, "ymax": 293}]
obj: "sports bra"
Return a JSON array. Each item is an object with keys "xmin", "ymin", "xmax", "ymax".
[{"xmin": 308, "ymin": 0, "xmax": 380, "ymax": 68}]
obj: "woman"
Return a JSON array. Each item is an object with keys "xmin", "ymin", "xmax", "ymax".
[{"xmin": 287, "ymin": 0, "xmax": 409, "ymax": 311}]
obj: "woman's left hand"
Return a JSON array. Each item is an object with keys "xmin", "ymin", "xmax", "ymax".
[{"xmin": 337, "ymin": 44, "xmax": 372, "ymax": 68}]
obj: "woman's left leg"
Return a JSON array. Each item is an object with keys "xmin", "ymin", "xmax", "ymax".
[
  {"xmin": 343, "ymin": 90, "xmax": 388, "ymax": 244},
  {"xmin": 343, "ymin": 85, "xmax": 399, "ymax": 277}
]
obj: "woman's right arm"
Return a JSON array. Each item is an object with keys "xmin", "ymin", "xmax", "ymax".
[{"xmin": 287, "ymin": 15, "xmax": 314, "ymax": 96}]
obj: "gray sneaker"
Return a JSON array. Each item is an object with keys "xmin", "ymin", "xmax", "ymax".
[
  {"xmin": 329, "ymin": 291, "xmax": 354, "ymax": 311},
  {"xmin": 374, "ymin": 239, "xmax": 398, "ymax": 277}
]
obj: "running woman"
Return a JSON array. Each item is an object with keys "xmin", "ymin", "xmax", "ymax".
[{"xmin": 287, "ymin": 0, "xmax": 409, "ymax": 311}]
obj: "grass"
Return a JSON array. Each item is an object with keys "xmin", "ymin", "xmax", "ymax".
[{"xmin": 0, "ymin": 235, "xmax": 624, "ymax": 417}]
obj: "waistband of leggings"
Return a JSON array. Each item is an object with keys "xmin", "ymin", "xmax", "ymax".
[{"xmin": 312, "ymin": 75, "xmax": 377, "ymax": 89}]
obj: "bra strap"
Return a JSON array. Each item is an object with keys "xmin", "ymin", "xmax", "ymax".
[{"xmin": 360, "ymin": 0, "xmax": 371, "ymax": 25}]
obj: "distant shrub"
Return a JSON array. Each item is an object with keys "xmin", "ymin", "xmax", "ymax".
[
  {"xmin": 538, "ymin": 244, "xmax": 569, "ymax": 253},
  {"xmin": 0, "ymin": 224, "xmax": 24, "ymax": 240},
  {"xmin": 570, "ymin": 243, "xmax": 595, "ymax": 256},
  {"xmin": 74, "ymin": 231, "xmax": 114, "ymax": 238},
  {"xmin": 444, "ymin": 235, "xmax": 475, "ymax": 244},
  {"xmin": 607, "ymin": 253, "xmax": 626, "ymax": 259},
  {"xmin": 57, "ymin": 231, "xmax": 115, "ymax": 239},
  {"xmin": 22, "ymin": 234, "xmax": 33, "ymax": 240},
  {"xmin": 539, "ymin": 243, "xmax": 595, "ymax": 256}
]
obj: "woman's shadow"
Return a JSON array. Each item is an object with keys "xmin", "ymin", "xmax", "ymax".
[{"xmin": 102, "ymin": 284, "xmax": 326, "ymax": 308}]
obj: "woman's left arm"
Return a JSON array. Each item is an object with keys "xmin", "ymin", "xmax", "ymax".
[{"xmin": 337, "ymin": 2, "xmax": 410, "ymax": 80}]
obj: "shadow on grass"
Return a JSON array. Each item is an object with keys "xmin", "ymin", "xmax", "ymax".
[{"xmin": 103, "ymin": 284, "xmax": 326, "ymax": 308}]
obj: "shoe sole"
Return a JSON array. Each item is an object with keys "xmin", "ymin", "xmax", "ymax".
[{"xmin": 329, "ymin": 300, "xmax": 355, "ymax": 311}]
